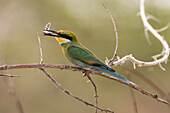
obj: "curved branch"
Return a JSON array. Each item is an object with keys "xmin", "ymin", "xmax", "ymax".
[
  {"xmin": 103, "ymin": 4, "xmax": 119, "ymax": 65},
  {"xmin": 0, "ymin": 63, "xmax": 169, "ymax": 106},
  {"xmin": 108, "ymin": 0, "xmax": 169, "ymax": 70}
]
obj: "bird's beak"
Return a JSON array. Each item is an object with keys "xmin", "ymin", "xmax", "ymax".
[{"xmin": 43, "ymin": 30, "xmax": 61, "ymax": 38}]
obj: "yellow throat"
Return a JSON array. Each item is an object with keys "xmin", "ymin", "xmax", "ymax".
[{"xmin": 55, "ymin": 37, "xmax": 71, "ymax": 46}]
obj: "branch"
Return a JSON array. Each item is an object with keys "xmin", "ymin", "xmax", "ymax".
[
  {"xmin": 0, "ymin": 60, "xmax": 24, "ymax": 113},
  {"xmin": 40, "ymin": 66, "xmax": 113, "ymax": 113},
  {"xmin": 127, "ymin": 74, "xmax": 138, "ymax": 113},
  {"xmin": 0, "ymin": 63, "xmax": 169, "ymax": 107},
  {"xmin": 123, "ymin": 65, "xmax": 166, "ymax": 97},
  {"xmin": 156, "ymin": 23, "xmax": 170, "ymax": 32},
  {"xmin": 3, "ymin": 78, "xmax": 24, "ymax": 113},
  {"xmin": 107, "ymin": 0, "xmax": 169, "ymax": 70},
  {"xmin": 37, "ymin": 32, "xmax": 43, "ymax": 64},
  {"xmin": 84, "ymin": 72, "xmax": 98, "ymax": 113},
  {"xmin": 103, "ymin": 4, "xmax": 119, "ymax": 65}
]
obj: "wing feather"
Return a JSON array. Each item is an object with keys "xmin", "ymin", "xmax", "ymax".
[{"xmin": 67, "ymin": 46, "xmax": 115, "ymax": 72}]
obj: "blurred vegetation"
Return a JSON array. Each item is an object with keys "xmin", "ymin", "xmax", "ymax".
[{"xmin": 0, "ymin": 0, "xmax": 170, "ymax": 113}]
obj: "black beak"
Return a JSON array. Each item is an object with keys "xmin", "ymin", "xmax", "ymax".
[{"xmin": 43, "ymin": 30, "xmax": 60, "ymax": 37}]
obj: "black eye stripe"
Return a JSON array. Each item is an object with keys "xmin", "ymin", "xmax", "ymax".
[{"xmin": 59, "ymin": 34, "xmax": 72, "ymax": 41}]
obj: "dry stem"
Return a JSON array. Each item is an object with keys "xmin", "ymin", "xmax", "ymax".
[
  {"xmin": 0, "ymin": 63, "xmax": 169, "ymax": 107},
  {"xmin": 103, "ymin": 4, "xmax": 119, "ymax": 65},
  {"xmin": 124, "ymin": 65, "xmax": 166, "ymax": 97},
  {"xmin": 127, "ymin": 74, "xmax": 138, "ymax": 113},
  {"xmin": 39, "ymin": 67, "xmax": 113, "ymax": 113},
  {"xmin": 0, "ymin": 60, "xmax": 24, "ymax": 113},
  {"xmin": 84, "ymin": 72, "xmax": 99, "ymax": 113}
]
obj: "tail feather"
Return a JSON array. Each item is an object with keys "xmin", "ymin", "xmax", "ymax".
[{"xmin": 100, "ymin": 68, "xmax": 136, "ymax": 86}]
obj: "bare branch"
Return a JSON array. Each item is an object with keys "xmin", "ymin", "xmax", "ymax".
[
  {"xmin": 84, "ymin": 72, "xmax": 98, "ymax": 113},
  {"xmin": 0, "ymin": 63, "xmax": 169, "ymax": 107},
  {"xmin": 103, "ymin": 4, "xmax": 119, "ymax": 65},
  {"xmin": 3, "ymin": 77, "xmax": 24, "ymax": 113},
  {"xmin": 40, "ymin": 67, "xmax": 114, "ymax": 113},
  {"xmin": 108, "ymin": 0, "xmax": 169, "ymax": 70},
  {"xmin": 127, "ymin": 74, "xmax": 138, "ymax": 113},
  {"xmin": 123, "ymin": 65, "xmax": 166, "ymax": 97},
  {"xmin": 0, "ymin": 60, "xmax": 24, "ymax": 113},
  {"xmin": 37, "ymin": 33, "xmax": 43, "ymax": 64}
]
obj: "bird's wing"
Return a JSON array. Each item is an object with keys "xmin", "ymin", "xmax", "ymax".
[{"xmin": 67, "ymin": 46, "xmax": 115, "ymax": 72}]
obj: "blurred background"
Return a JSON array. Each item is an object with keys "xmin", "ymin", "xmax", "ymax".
[{"xmin": 0, "ymin": 0, "xmax": 170, "ymax": 113}]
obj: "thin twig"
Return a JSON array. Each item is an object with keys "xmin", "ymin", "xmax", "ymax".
[
  {"xmin": 0, "ymin": 73, "xmax": 20, "ymax": 77},
  {"xmin": 3, "ymin": 77, "xmax": 24, "ymax": 113},
  {"xmin": 127, "ymin": 74, "xmax": 138, "ymax": 113},
  {"xmin": 156, "ymin": 23, "xmax": 170, "ymax": 32},
  {"xmin": 144, "ymin": 28, "xmax": 152, "ymax": 45},
  {"xmin": 0, "ymin": 60, "xmax": 24, "ymax": 113},
  {"xmin": 40, "ymin": 67, "xmax": 114, "ymax": 113},
  {"xmin": 0, "ymin": 63, "xmax": 169, "ymax": 107},
  {"xmin": 146, "ymin": 14, "xmax": 161, "ymax": 23},
  {"xmin": 84, "ymin": 72, "xmax": 98, "ymax": 113},
  {"xmin": 103, "ymin": 4, "xmax": 119, "ymax": 65},
  {"xmin": 123, "ymin": 65, "xmax": 166, "ymax": 97},
  {"xmin": 37, "ymin": 32, "xmax": 43, "ymax": 64}
]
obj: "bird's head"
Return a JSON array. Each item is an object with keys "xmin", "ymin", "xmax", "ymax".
[{"xmin": 43, "ymin": 30, "xmax": 78, "ymax": 46}]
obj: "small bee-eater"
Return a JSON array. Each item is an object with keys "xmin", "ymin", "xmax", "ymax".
[{"xmin": 43, "ymin": 29, "xmax": 135, "ymax": 86}]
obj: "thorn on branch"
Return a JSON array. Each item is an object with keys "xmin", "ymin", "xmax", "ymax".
[
  {"xmin": 83, "ymin": 71, "xmax": 89, "ymax": 77},
  {"xmin": 154, "ymin": 94, "xmax": 158, "ymax": 98},
  {"xmin": 146, "ymin": 14, "xmax": 161, "ymax": 23},
  {"xmin": 156, "ymin": 23, "xmax": 170, "ymax": 32},
  {"xmin": 152, "ymin": 56, "xmax": 165, "ymax": 71},
  {"xmin": 144, "ymin": 28, "xmax": 152, "ymax": 45}
]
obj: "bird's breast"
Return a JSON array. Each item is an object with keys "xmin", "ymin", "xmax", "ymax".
[{"xmin": 61, "ymin": 47, "xmax": 68, "ymax": 57}]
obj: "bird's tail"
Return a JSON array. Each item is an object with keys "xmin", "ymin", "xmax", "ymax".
[{"xmin": 100, "ymin": 68, "xmax": 136, "ymax": 86}]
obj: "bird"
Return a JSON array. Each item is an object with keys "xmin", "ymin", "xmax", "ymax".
[{"xmin": 43, "ymin": 29, "xmax": 136, "ymax": 86}]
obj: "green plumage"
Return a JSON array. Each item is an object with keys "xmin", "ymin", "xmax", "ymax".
[{"xmin": 67, "ymin": 45, "xmax": 115, "ymax": 72}]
